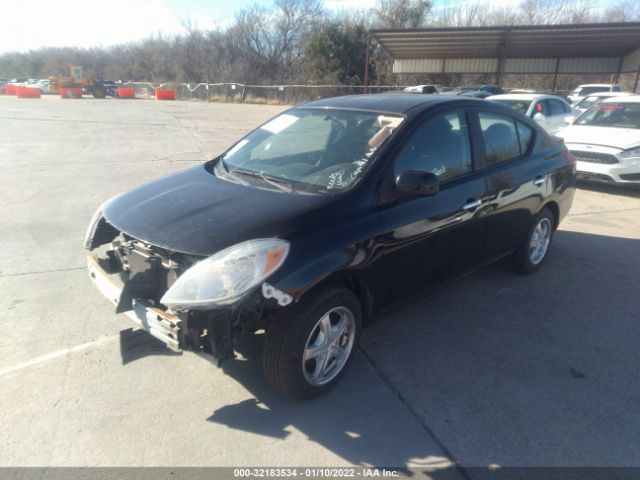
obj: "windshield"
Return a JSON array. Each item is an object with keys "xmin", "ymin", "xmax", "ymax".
[
  {"xmin": 575, "ymin": 103, "xmax": 640, "ymax": 129},
  {"xmin": 453, "ymin": 85, "xmax": 480, "ymax": 92},
  {"xmin": 492, "ymin": 99, "xmax": 532, "ymax": 115},
  {"xmin": 576, "ymin": 96, "xmax": 604, "ymax": 110},
  {"xmin": 578, "ymin": 87, "xmax": 610, "ymax": 96},
  {"xmin": 218, "ymin": 108, "xmax": 404, "ymax": 194}
]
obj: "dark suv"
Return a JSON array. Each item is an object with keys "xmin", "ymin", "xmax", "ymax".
[{"xmin": 85, "ymin": 94, "xmax": 576, "ymax": 399}]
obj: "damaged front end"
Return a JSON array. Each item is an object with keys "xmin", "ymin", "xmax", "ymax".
[{"xmin": 85, "ymin": 206, "xmax": 291, "ymax": 365}]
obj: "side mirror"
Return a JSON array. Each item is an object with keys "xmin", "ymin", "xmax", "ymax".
[
  {"xmin": 396, "ymin": 170, "xmax": 439, "ymax": 196},
  {"xmin": 533, "ymin": 112, "xmax": 546, "ymax": 121},
  {"xmin": 564, "ymin": 115, "xmax": 576, "ymax": 125}
]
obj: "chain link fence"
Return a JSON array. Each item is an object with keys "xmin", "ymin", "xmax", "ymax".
[{"xmin": 124, "ymin": 82, "xmax": 406, "ymax": 104}]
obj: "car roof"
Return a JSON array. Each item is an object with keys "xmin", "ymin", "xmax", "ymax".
[
  {"xmin": 300, "ymin": 93, "xmax": 479, "ymax": 115},
  {"xmin": 487, "ymin": 93, "xmax": 553, "ymax": 101},
  {"xmin": 599, "ymin": 95, "xmax": 640, "ymax": 104},
  {"xmin": 582, "ymin": 92, "xmax": 632, "ymax": 98},
  {"xmin": 576, "ymin": 84, "xmax": 618, "ymax": 88}
]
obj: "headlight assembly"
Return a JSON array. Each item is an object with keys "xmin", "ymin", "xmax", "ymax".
[{"xmin": 160, "ymin": 239, "xmax": 290, "ymax": 310}]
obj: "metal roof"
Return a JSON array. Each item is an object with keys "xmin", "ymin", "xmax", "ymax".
[{"xmin": 371, "ymin": 22, "xmax": 640, "ymax": 60}]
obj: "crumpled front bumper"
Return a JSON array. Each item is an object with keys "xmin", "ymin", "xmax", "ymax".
[{"xmin": 87, "ymin": 254, "xmax": 182, "ymax": 351}]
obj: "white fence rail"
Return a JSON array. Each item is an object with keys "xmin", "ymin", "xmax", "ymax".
[{"xmin": 124, "ymin": 82, "xmax": 406, "ymax": 104}]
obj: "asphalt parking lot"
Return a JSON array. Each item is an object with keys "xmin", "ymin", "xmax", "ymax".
[{"xmin": 1, "ymin": 96, "xmax": 639, "ymax": 478}]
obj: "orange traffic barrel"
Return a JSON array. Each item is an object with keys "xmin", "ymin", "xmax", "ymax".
[
  {"xmin": 156, "ymin": 89, "xmax": 175, "ymax": 100},
  {"xmin": 16, "ymin": 86, "xmax": 41, "ymax": 98},
  {"xmin": 59, "ymin": 87, "xmax": 83, "ymax": 98},
  {"xmin": 118, "ymin": 87, "xmax": 136, "ymax": 98}
]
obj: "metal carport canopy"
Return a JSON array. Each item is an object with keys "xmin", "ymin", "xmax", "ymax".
[{"xmin": 367, "ymin": 22, "xmax": 640, "ymax": 87}]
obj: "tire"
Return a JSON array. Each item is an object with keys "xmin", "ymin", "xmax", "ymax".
[
  {"xmin": 263, "ymin": 287, "xmax": 361, "ymax": 400},
  {"xmin": 514, "ymin": 207, "xmax": 555, "ymax": 274}
]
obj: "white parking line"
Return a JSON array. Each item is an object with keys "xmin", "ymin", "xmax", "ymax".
[{"xmin": 0, "ymin": 335, "xmax": 119, "ymax": 377}]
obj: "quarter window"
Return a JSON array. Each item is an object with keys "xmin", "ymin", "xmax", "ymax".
[
  {"xmin": 394, "ymin": 111, "xmax": 472, "ymax": 182},
  {"xmin": 516, "ymin": 121, "xmax": 534, "ymax": 153},
  {"xmin": 478, "ymin": 112, "xmax": 523, "ymax": 165}
]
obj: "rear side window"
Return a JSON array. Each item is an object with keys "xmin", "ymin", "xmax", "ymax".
[
  {"xmin": 612, "ymin": 85, "xmax": 621, "ymax": 92},
  {"xmin": 478, "ymin": 112, "xmax": 523, "ymax": 165},
  {"xmin": 549, "ymin": 100, "xmax": 566, "ymax": 116},
  {"xmin": 394, "ymin": 111, "xmax": 472, "ymax": 182}
]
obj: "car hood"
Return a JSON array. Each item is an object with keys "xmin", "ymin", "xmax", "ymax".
[
  {"xmin": 102, "ymin": 163, "xmax": 332, "ymax": 256},
  {"xmin": 561, "ymin": 125, "xmax": 640, "ymax": 150}
]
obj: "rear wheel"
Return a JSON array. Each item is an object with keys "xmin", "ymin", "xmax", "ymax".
[
  {"xmin": 514, "ymin": 208, "xmax": 555, "ymax": 274},
  {"xmin": 263, "ymin": 288, "xmax": 361, "ymax": 399}
]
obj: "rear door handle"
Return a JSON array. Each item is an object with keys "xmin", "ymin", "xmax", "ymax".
[
  {"xmin": 462, "ymin": 198, "xmax": 482, "ymax": 211},
  {"xmin": 533, "ymin": 176, "xmax": 545, "ymax": 186}
]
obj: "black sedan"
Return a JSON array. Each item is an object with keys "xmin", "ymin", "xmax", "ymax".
[{"xmin": 85, "ymin": 94, "xmax": 576, "ymax": 399}]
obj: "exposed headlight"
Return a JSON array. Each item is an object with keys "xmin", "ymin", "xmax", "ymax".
[
  {"xmin": 83, "ymin": 194, "xmax": 121, "ymax": 249},
  {"xmin": 161, "ymin": 239, "xmax": 290, "ymax": 310},
  {"xmin": 620, "ymin": 146, "xmax": 640, "ymax": 159}
]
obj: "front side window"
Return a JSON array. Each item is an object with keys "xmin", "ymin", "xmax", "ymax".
[
  {"xmin": 575, "ymin": 103, "xmax": 640, "ymax": 129},
  {"xmin": 393, "ymin": 111, "xmax": 472, "ymax": 182},
  {"xmin": 533, "ymin": 100, "xmax": 550, "ymax": 116},
  {"xmin": 219, "ymin": 108, "xmax": 404, "ymax": 194},
  {"xmin": 478, "ymin": 111, "xmax": 524, "ymax": 165}
]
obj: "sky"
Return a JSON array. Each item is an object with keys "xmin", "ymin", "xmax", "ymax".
[{"xmin": 0, "ymin": 0, "xmax": 620, "ymax": 53}]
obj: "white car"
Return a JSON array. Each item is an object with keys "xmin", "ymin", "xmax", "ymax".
[
  {"xmin": 486, "ymin": 94, "xmax": 577, "ymax": 135},
  {"xmin": 559, "ymin": 96, "xmax": 640, "ymax": 186},
  {"xmin": 404, "ymin": 84, "xmax": 443, "ymax": 94},
  {"xmin": 567, "ymin": 84, "xmax": 621, "ymax": 105},
  {"xmin": 573, "ymin": 91, "xmax": 633, "ymax": 113},
  {"xmin": 29, "ymin": 79, "xmax": 51, "ymax": 94}
]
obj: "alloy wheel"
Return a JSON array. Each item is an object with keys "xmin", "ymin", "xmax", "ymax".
[
  {"xmin": 529, "ymin": 217, "xmax": 552, "ymax": 265},
  {"xmin": 302, "ymin": 306, "xmax": 356, "ymax": 386}
]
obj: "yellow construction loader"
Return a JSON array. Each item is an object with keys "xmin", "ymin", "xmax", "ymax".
[{"xmin": 49, "ymin": 65, "xmax": 117, "ymax": 98}]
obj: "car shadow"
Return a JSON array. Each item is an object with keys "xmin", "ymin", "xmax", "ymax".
[
  {"xmin": 360, "ymin": 230, "xmax": 640, "ymax": 468},
  {"xmin": 577, "ymin": 180, "xmax": 640, "ymax": 198},
  {"xmin": 207, "ymin": 333, "xmax": 464, "ymax": 478},
  {"xmin": 119, "ymin": 327, "xmax": 182, "ymax": 365}
]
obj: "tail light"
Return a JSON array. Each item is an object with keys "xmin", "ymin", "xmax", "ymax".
[{"xmin": 564, "ymin": 150, "xmax": 577, "ymax": 166}]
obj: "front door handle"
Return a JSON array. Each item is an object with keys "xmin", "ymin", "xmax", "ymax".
[
  {"xmin": 533, "ymin": 176, "xmax": 545, "ymax": 186},
  {"xmin": 462, "ymin": 198, "xmax": 482, "ymax": 211}
]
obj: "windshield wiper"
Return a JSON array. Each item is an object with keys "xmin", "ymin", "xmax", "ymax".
[{"xmin": 230, "ymin": 169, "xmax": 294, "ymax": 193}]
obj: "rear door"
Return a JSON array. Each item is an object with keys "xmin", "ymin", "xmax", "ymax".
[
  {"xmin": 377, "ymin": 108, "xmax": 488, "ymax": 307},
  {"xmin": 474, "ymin": 109, "xmax": 548, "ymax": 260},
  {"xmin": 546, "ymin": 98, "xmax": 570, "ymax": 134}
]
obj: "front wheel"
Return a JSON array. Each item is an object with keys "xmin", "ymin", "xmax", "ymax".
[
  {"xmin": 263, "ymin": 288, "xmax": 361, "ymax": 399},
  {"xmin": 514, "ymin": 208, "xmax": 555, "ymax": 274}
]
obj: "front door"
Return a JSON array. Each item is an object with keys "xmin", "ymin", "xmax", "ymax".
[{"xmin": 378, "ymin": 109, "xmax": 488, "ymax": 307}]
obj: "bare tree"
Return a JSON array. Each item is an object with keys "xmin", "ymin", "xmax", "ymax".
[
  {"xmin": 603, "ymin": 0, "xmax": 640, "ymax": 22},
  {"xmin": 373, "ymin": 0, "xmax": 432, "ymax": 28}
]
